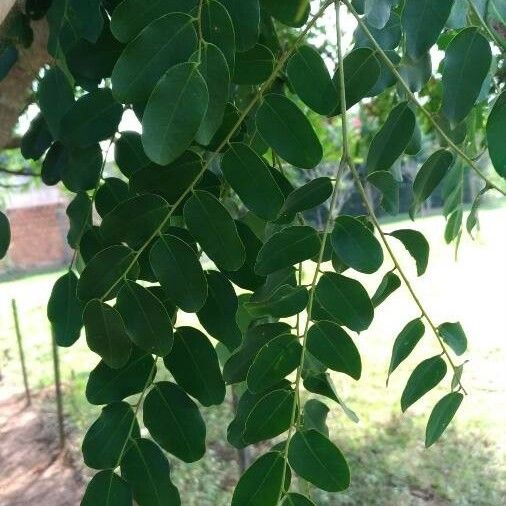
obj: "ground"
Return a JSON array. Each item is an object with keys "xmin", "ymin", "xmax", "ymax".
[
  {"xmin": 0, "ymin": 391, "xmax": 83, "ymax": 505},
  {"xmin": 0, "ymin": 204, "xmax": 505, "ymax": 505}
]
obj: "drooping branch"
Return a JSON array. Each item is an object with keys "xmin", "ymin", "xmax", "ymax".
[{"xmin": 342, "ymin": 0, "xmax": 506, "ymax": 197}]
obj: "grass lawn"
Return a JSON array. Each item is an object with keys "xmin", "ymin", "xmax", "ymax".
[{"xmin": 0, "ymin": 205, "xmax": 504, "ymax": 505}]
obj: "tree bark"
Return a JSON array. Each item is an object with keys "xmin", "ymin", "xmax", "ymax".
[{"xmin": 0, "ymin": 1, "xmax": 49, "ymax": 150}]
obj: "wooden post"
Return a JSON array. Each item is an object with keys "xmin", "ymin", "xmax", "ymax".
[
  {"xmin": 11, "ymin": 298, "xmax": 31, "ymax": 405},
  {"xmin": 50, "ymin": 328, "xmax": 65, "ymax": 449}
]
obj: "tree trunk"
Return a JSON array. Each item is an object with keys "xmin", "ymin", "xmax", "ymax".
[{"xmin": 0, "ymin": 1, "xmax": 49, "ymax": 150}]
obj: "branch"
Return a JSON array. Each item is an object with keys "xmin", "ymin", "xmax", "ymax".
[
  {"xmin": 340, "ymin": 2, "xmax": 467, "ymax": 394},
  {"xmin": 342, "ymin": 0, "xmax": 506, "ymax": 197},
  {"xmin": 0, "ymin": 165, "xmax": 40, "ymax": 177}
]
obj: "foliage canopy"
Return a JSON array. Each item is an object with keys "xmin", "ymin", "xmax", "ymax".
[{"xmin": 1, "ymin": 0, "xmax": 506, "ymax": 504}]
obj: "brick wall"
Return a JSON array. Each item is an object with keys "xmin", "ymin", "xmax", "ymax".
[{"xmin": 5, "ymin": 202, "xmax": 71, "ymax": 271}]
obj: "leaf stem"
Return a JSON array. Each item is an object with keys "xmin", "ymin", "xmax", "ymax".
[
  {"xmin": 277, "ymin": 2, "xmax": 350, "ymax": 499},
  {"xmin": 335, "ymin": 2, "xmax": 467, "ymax": 393},
  {"xmin": 341, "ymin": 0, "xmax": 506, "ymax": 197},
  {"xmin": 114, "ymin": 358, "xmax": 158, "ymax": 469}
]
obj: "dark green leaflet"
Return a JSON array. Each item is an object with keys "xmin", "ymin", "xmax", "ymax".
[
  {"xmin": 442, "ymin": 27, "xmax": 492, "ymax": 126},
  {"xmin": 142, "ymin": 62, "xmax": 209, "ymax": 165},
  {"xmin": 256, "ymin": 93, "xmax": 323, "ymax": 169},
  {"xmin": 425, "ymin": 392, "xmax": 463, "ymax": 447},
  {"xmin": 401, "ymin": 356, "xmax": 447, "ymax": 412},
  {"xmin": 143, "ymin": 381, "xmax": 206, "ymax": 462}
]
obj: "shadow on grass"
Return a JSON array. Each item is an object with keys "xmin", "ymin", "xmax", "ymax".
[{"xmin": 313, "ymin": 414, "xmax": 505, "ymax": 506}]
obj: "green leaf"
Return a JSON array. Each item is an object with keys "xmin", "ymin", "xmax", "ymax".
[
  {"xmin": 438, "ymin": 322, "xmax": 467, "ymax": 356},
  {"xmin": 355, "ymin": 11, "xmax": 401, "ymax": 50},
  {"xmin": 38, "ymin": 67, "xmax": 74, "ymax": 140},
  {"xmin": 364, "ymin": 0, "xmax": 396, "ymax": 29},
  {"xmin": 86, "ymin": 347, "xmax": 156, "ymax": 405},
  {"xmin": 223, "ymin": 322, "xmax": 291, "ymax": 384},
  {"xmin": 220, "ymin": 0, "xmax": 260, "ymax": 52},
  {"xmin": 0, "ymin": 211, "xmax": 11, "ymax": 260},
  {"xmin": 444, "ymin": 207, "xmax": 463, "ymax": 244},
  {"xmin": 82, "ymin": 402, "xmax": 139, "ymax": 470},
  {"xmin": 0, "ymin": 44, "xmax": 17, "ymax": 81},
  {"xmin": 399, "ymin": 52, "xmax": 432, "ymax": 93},
  {"xmin": 368, "ymin": 171, "xmax": 399, "ymax": 215},
  {"xmin": 84, "ymin": 300, "xmax": 132, "ymax": 369},
  {"xmin": 281, "ymin": 492, "xmax": 316, "ymax": 506},
  {"xmin": 197, "ymin": 271, "xmax": 242, "ymax": 351},
  {"xmin": 111, "ymin": 13, "xmax": 197, "ymax": 104},
  {"xmin": 401, "ymin": 355, "xmax": 447, "ymax": 412},
  {"xmin": 221, "ymin": 143, "xmax": 285, "ymax": 221},
  {"xmin": 149, "ymin": 234, "xmax": 207, "ymax": 313},
  {"xmin": 78, "ymin": 245, "xmax": 140, "ymax": 302},
  {"xmin": 389, "ymin": 229, "xmax": 430, "ymax": 276},
  {"xmin": 163, "ymin": 326, "xmax": 225, "ymax": 406},
  {"xmin": 233, "ymin": 43, "xmax": 273, "ymax": 84},
  {"xmin": 231, "ymin": 452, "xmax": 290, "ymax": 506},
  {"xmin": 280, "ymin": 177, "xmax": 333, "ymax": 219},
  {"xmin": 303, "ymin": 398, "xmax": 330, "ymax": 437},
  {"xmin": 367, "ymin": 101, "xmax": 416, "ymax": 173},
  {"xmin": 288, "ymin": 429, "xmax": 350, "ymax": 492},
  {"xmin": 130, "ymin": 151, "xmax": 203, "ymax": 204},
  {"xmin": 486, "ymin": 90, "xmax": 506, "ymax": 179},
  {"xmin": 255, "ymin": 226, "xmax": 320, "ymax": 276},
  {"xmin": 331, "ymin": 215, "xmax": 383, "ymax": 274},
  {"xmin": 442, "ymin": 27, "xmax": 492, "ymax": 126},
  {"xmin": 21, "ymin": 113, "xmax": 53, "ymax": 161},
  {"xmin": 41, "ymin": 142, "xmax": 65, "ymax": 186},
  {"xmin": 66, "ymin": 23, "xmax": 124, "ymax": 82},
  {"xmin": 142, "ymin": 62, "xmax": 209, "ymax": 165},
  {"xmin": 60, "ymin": 89, "xmax": 122, "ymax": 147},
  {"xmin": 387, "ymin": 318, "xmax": 425, "ymax": 382},
  {"xmin": 261, "ymin": 0, "xmax": 309, "ymax": 27},
  {"xmin": 110, "ymin": 0, "xmax": 198, "ymax": 43},
  {"xmin": 243, "ymin": 388, "xmax": 296, "ymax": 444},
  {"xmin": 121, "ymin": 438, "xmax": 180, "ymax": 505},
  {"xmin": 245, "ymin": 284, "xmax": 309, "ymax": 318},
  {"xmin": 332, "ymin": 48, "xmax": 381, "ymax": 112},
  {"xmin": 95, "ymin": 178, "xmax": 130, "ymax": 218},
  {"xmin": 100, "ymin": 194, "xmax": 170, "ymax": 249},
  {"xmin": 82, "ymin": 471, "xmax": 132, "ymax": 506},
  {"xmin": 184, "ymin": 190, "xmax": 245, "ymax": 271},
  {"xmin": 47, "ymin": 271, "xmax": 84, "ymax": 347},
  {"xmin": 307, "ymin": 321, "xmax": 362, "ymax": 380},
  {"xmin": 195, "ymin": 43, "xmax": 230, "ymax": 146},
  {"xmin": 402, "ymin": 0, "xmax": 454, "ymax": 60},
  {"xmin": 201, "ymin": 0, "xmax": 236, "ymax": 71},
  {"xmin": 314, "ymin": 273, "xmax": 374, "ymax": 332},
  {"xmin": 247, "ymin": 334, "xmax": 302, "ymax": 393},
  {"xmin": 63, "ymin": 144, "xmax": 102, "ymax": 192},
  {"xmin": 410, "ymin": 149, "xmax": 454, "ymax": 219},
  {"xmin": 425, "ymin": 392, "xmax": 463, "ymax": 447},
  {"xmin": 286, "ymin": 45, "xmax": 337, "ymax": 115},
  {"xmin": 114, "ymin": 131, "xmax": 150, "ymax": 178},
  {"xmin": 371, "ymin": 271, "xmax": 401, "ymax": 307},
  {"xmin": 66, "ymin": 192, "xmax": 91, "ymax": 248},
  {"xmin": 256, "ymin": 94, "xmax": 323, "ymax": 169},
  {"xmin": 116, "ymin": 281, "xmax": 173, "ymax": 356},
  {"xmin": 143, "ymin": 381, "xmax": 206, "ymax": 462}
]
